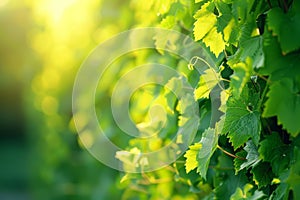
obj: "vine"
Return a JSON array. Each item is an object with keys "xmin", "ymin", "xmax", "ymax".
[{"xmin": 118, "ymin": 0, "xmax": 300, "ymax": 199}]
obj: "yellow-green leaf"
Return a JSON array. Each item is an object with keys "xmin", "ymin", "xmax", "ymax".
[
  {"xmin": 193, "ymin": 2, "xmax": 216, "ymax": 41},
  {"xmin": 184, "ymin": 143, "xmax": 202, "ymax": 173},
  {"xmin": 202, "ymin": 26, "xmax": 226, "ymax": 57}
]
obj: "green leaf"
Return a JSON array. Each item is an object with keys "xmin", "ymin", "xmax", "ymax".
[
  {"xmin": 251, "ymin": 162, "xmax": 275, "ymax": 188},
  {"xmin": 215, "ymin": 0, "xmax": 239, "ymax": 44},
  {"xmin": 194, "ymin": 77, "xmax": 211, "ymax": 99},
  {"xmin": 261, "ymin": 30, "xmax": 300, "ymax": 81},
  {"xmin": 238, "ymin": 17, "xmax": 258, "ymax": 43},
  {"xmin": 222, "ymin": 84, "xmax": 261, "ymax": 150},
  {"xmin": 267, "ymin": 1, "xmax": 300, "ymax": 54},
  {"xmin": 197, "ymin": 128, "xmax": 218, "ymax": 179},
  {"xmin": 241, "ymin": 37, "xmax": 264, "ymax": 69},
  {"xmin": 269, "ymin": 183, "xmax": 289, "ymax": 200},
  {"xmin": 214, "ymin": 154, "xmax": 248, "ymax": 200},
  {"xmin": 229, "ymin": 57, "xmax": 253, "ymax": 97},
  {"xmin": 263, "ymin": 78, "xmax": 300, "ymax": 136},
  {"xmin": 258, "ymin": 132, "xmax": 292, "ymax": 175},
  {"xmin": 240, "ymin": 140, "xmax": 260, "ymax": 171},
  {"xmin": 194, "ymin": 68, "xmax": 220, "ymax": 100},
  {"xmin": 184, "ymin": 143, "xmax": 202, "ymax": 173},
  {"xmin": 234, "ymin": 150, "xmax": 247, "ymax": 174},
  {"xmin": 184, "ymin": 128, "xmax": 218, "ymax": 178},
  {"xmin": 230, "ymin": 184, "xmax": 265, "ymax": 200},
  {"xmin": 228, "ymin": 36, "xmax": 264, "ymax": 69},
  {"xmin": 232, "ymin": 0, "xmax": 251, "ymax": 24},
  {"xmin": 286, "ymin": 146, "xmax": 300, "ymax": 200},
  {"xmin": 248, "ymin": 190, "xmax": 266, "ymax": 200}
]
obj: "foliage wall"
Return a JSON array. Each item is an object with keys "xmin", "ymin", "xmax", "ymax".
[{"xmin": 0, "ymin": 0, "xmax": 299, "ymax": 199}]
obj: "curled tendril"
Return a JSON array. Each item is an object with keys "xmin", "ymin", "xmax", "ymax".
[{"xmin": 188, "ymin": 56, "xmax": 228, "ymax": 92}]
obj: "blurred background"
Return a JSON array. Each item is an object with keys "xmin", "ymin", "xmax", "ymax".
[
  {"xmin": 0, "ymin": 0, "xmax": 160, "ymax": 199},
  {"xmin": 0, "ymin": 0, "xmax": 198, "ymax": 198}
]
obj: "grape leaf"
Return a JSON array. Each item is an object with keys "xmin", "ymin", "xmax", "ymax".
[
  {"xmin": 286, "ymin": 146, "xmax": 300, "ymax": 200},
  {"xmin": 222, "ymin": 84, "xmax": 261, "ymax": 150},
  {"xmin": 222, "ymin": 18, "xmax": 239, "ymax": 44},
  {"xmin": 260, "ymin": 29, "xmax": 300, "ymax": 81},
  {"xmin": 214, "ymin": 154, "xmax": 248, "ymax": 200},
  {"xmin": 240, "ymin": 140, "xmax": 260, "ymax": 171},
  {"xmin": 184, "ymin": 128, "xmax": 218, "ymax": 179},
  {"xmin": 193, "ymin": 2, "xmax": 226, "ymax": 57},
  {"xmin": 184, "ymin": 143, "xmax": 202, "ymax": 173},
  {"xmin": 202, "ymin": 26, "xmax": 226, "ymax": 57},
  {"xmin": 238, "ymin": 18, "xmax": 258, "ymax": 43},
  {"xmin": 215, "ymin": 0, "xmax": 231, "ymax": 27},
  {"xmin": 269, "ymin": 183, "xmax": 289, "ymax": 200},
  {"xmin": 248, "ymin": 190, "xmax": 266, "ymax": 200},
  {"xmin": 229, "ymin": 57, "xmax": 253, "ymax": 97},
  {"xmin": 267, "ymin": 1, "xmax": 300, "ymax": 54},
  {"xmin": 194, "ymin": 68, "xmax": 220, "ymax": 100},
  {"xmin": 215, "ymin": 0, "xmax": 239, "ymax": 44},
  {"xmin": 194, "ymin": 77, "xmax": 211, "ymax": 99},
  {"xmin": 251, "ymin": 162, "xmax": 275, "ymax": 188},
  {"xmin": 193, "ymin": 2, "xmax": 216, "ymax": 41},
  {"xmin": 234, "ymin": 150, "xmax": 247, "ymax": 174},
  {"xmin": 263, "ymin": 78, "xmax": 300, "ymax": 136},
  {"xmin": 230, "ymin": 184, "xmax": 265, "ymax": 200},
  {"xmin": 197, "ymin": 128, "xmax": 218, "ymax": 179},
  {"xmin": 228, "ymin": 36, "xmax": 264, "ymax": 70},
  {"xmin": 258, "ymin": 132, "xmax": 292, "ymax": 175},
  {"xmin": 232, "ymin": 0, "xmax": 250, "ymax": 24}
]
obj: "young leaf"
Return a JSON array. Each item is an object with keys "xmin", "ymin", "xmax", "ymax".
[
  {"xmin": 197, "ymin": 128, "xmax": 218, "ymax": 179},
  {"xmin": 193, "ymin": 2, "xmax": 225, "ymax": 57},
  {"xmin": 240, "ymin": 140, "xmax": 260, "ymax": 171},
  {"xmin": 193, "ymin": 2, "xmax": 216, "ymax": 41},
  {"xmin": 194, "ymin": 68, "xmax": 220, "ymax": 100},
  {"xmin": 184, "ymin": 128, "xmax": 218, "ymax": 179},
  {"xmin": 202, "ymin": 26, "xmax": 226, "ymax": 57},
  {"xmin": 184, "ymin": 143, "xmax": 202, "ymax": 173}
]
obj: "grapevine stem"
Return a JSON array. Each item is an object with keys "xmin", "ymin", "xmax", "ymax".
[
  {"xmin": 217, "ymin": 145, "xmax": 246, "ymax": 160},
  {"xmin": 257, "ymin": 74, "xmax": 269, "ymax": 82},
  {"xmin": 220, "ymin": 78, "xmax": 230, "ymax": 83}
]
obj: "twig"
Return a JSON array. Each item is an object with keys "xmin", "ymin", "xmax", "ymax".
[{"xmin": 217, "ymin": 145, "xmax": 246, "ymax": 160}]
